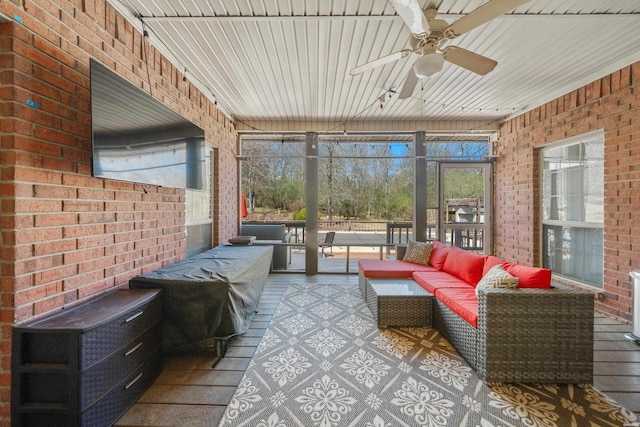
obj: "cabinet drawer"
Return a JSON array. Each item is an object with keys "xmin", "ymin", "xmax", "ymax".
[
  {"xmin": 81, "ymin": 351, "xmax": 162, "ymax": 427},
  {"xmin": 15, "ymin": 351, "xmax": 162, "ymax": 427},
  {"xmin": 81, "ymin": 322, "xmax": 161, "ymax": 409},
  {"xmin": 80, "ymin": 296, "xmax": 161, "ymax": 368}
]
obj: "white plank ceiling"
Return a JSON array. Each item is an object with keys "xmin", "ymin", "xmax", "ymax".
[{"xmin": 108, "ymin": 0, "xmax": 640, "ymax": 134}]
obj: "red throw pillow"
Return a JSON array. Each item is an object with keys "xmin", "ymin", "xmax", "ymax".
[
  {"xmin": 504, "ymin": 263, "xmax": 552, "ymax": 288},
  {"xmin": 428, "ymin": 240, "xmax": 450, "ymax": 270},
  {"xmin": 442, "ymin": 246, "xmax": 486, "ymax": 286}
]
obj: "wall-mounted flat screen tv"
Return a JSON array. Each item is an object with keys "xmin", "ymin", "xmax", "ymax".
[{"xmin": 90, "ymin": 59, "xmax": 205, "ymax": 190}]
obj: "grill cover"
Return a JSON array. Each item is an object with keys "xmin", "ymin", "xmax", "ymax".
[{"xmin": 129, "ymin": 245, "xmax": 273, "ymax": 352}]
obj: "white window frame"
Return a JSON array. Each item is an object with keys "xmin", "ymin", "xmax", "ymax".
[{"xmin": 540, "ymin": 129, "xmax": 604, "ymax": 287}]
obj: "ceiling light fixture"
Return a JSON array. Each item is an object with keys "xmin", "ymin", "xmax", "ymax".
[{"xmin": 413, "ymin": 52, "xmax": 445, "ymax": 78}]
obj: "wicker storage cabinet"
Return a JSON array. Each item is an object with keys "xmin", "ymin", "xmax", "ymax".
[
  {"xmin": 11, "ymin": 289, "xmax": 162, "ymax": 427},
  {"xmin": 366, "ymin": 278, "xmax": 433, "ymax": 327}
]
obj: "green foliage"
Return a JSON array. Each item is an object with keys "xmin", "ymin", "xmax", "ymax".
[
  {"xmin": 262, "ymin": 177, "xmax": 304, "ymax": 210},
  {"xmin": 292, "ymin": 207, "xmax": 306, "ymax": 220},
  {"xmin": 241, "ymin": 139, "xmax": 488, "ymax": 221},
  {"xmin": 443, "ymin": 168, "xmax": 485, "ymax": 200}
]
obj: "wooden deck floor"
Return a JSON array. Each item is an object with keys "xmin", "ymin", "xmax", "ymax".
[
  {"xmin": 284, "ymin": 249, "xmax": 390, "ymax": 273},
  {"xmin": 593, "ymin": 315, "xmax": 640, "ymax": 415},
  {"xmin": 116, "ymin": 274, "xmax": 640, "ymax": 426}
]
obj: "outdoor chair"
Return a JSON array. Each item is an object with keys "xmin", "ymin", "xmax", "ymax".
[
  {"xmin": 240, "ymin": 224, "xmax": 291, "ymax": 270},
  {"xmin": 319, "ymin": 232, "xmax": 335, "ymax": 257}
]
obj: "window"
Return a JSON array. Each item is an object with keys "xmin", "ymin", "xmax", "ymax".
[
  {"xmin": 541, "ymin": 131, "xmax": 604, "ymax": 287},
  {"xmin": 185, "ymin": 148, "xmax": 214, "ymax": 257}
]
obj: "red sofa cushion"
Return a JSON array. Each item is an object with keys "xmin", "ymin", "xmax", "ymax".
[
  {"xmin": 442, "ymin": 246, "xmax": 486, "ymax": 286},
  {"xmin": 504, "ymin": 263, "xmax": 552, "ymax": 289},
  {"xmin": 428, "ymin": 240, "xmax": 450, "ymax": 270},
  {"xmin": 435, "ymin": 287, "xmax": 479, "ymax": 328},
  {"xmin": 412, "ymin": 271, "xmax": 472, "ymax": 294},
  {"xmin": 483, "ymin": 255, "xmax": 506, "ymax": 276},
  {"xmin": 483, "ymin": 256, "xmax": 552, "ymax": 289},
  {"xmin": 358, "ymin": 259, "xmax": 435, "ymax": 279}
]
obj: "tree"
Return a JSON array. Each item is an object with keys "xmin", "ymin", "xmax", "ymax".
[
  {"xmin": 241, "ymin": 138, "xmax": 488, "ymax": 221},
  {"xmin": 326, "ymin": 143, "xmax": 334, "ymax": 220},
  {"xmin": 241, "ymin": 144, "xmax": 268, "ymax": 213},
  {"xmin": 241, "ymin": 141, "xmax": 305, "ymax": 214}
]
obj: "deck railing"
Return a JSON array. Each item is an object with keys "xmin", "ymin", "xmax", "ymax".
[{"xmin": 242, "ymin": 220, "xmax": 484, "ymax": 251}]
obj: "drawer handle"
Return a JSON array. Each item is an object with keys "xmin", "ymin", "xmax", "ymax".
[
  {"xmin": 125, "ymin": 372, "xmax": 143, "ymax": 390},
  {"xmin": 125, "ymin": 342, "xmax": 143, "ymax": 357},
  {"xmin": 125, "ymin": 311, "xmax": 144, "ymax": 323}
]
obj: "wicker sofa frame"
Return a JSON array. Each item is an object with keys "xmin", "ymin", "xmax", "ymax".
[
  {"xmin": 359, "ymin": 250, "xmax": 594, "ymax": 384},
  {"xmin": 435, "ymin": 285, "xmax": 593, "ymax": 383}
]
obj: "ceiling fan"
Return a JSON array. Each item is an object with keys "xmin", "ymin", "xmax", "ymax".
[{"xmin": 350, "ymin": 0, "xmax": 530, "ymax": 99}]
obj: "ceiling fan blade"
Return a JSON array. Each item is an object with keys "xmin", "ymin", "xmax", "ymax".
[
  {"xmin": 388, "ymin": 0, "xmax": 430, "ymax": 36},
  {"xmin": 350, "ymin": 49, "xmax": 414, "ymax": 76},
  {"xmin": 446, "ymin": 0, "xmax": 530, "ymax": 38},
  {"xmin": 398, "ymin": 67, "xmax": 419, "ymax": 99},
  {"xmin": 443, "ymin": 46, "xmax": 497, "ymax": 75}
]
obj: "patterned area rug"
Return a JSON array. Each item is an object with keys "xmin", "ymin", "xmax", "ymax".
[{"xmin": 219, "ymin": 281, "xmax": 637, "ymax": 427}]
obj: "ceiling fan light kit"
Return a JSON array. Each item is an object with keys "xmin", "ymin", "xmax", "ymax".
[
  {"xmin": 414, "ymin": 52, "xmax": 445, "ymax": 78},
  {"xmin": 350, "ymin": 0, "xmax": 530, "ymax": 99}
]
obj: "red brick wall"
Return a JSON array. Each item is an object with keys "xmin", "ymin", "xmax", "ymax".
[
  {"xmin": 0, "ymin": 1, "xmax": 237, "ymax": 422},
  {"xmin": 495, "ymin": 62, "xmax": 640, "ymax": 323}
]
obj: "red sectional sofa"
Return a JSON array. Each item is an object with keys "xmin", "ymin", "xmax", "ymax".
[{"xmin": 358, "ymin": 241, "xmax": 594, "ymax": 384}]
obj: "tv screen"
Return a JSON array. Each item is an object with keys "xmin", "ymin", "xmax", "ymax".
[{"xmin": 90, "ymin": 59, "xmax": 205, "ymax": 189}]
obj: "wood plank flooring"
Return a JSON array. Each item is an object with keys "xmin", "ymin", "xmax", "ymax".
[
  {"xmin": 115, "ymin": 275, "xmax": 292, "ymax": 426},
  {"xmin": 116, "ymin": 274, "xmax": 640, "ymax": 426},
  {"xmin": 593, "ymin": 315, "xmax": 640, "ymax": 416}
]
